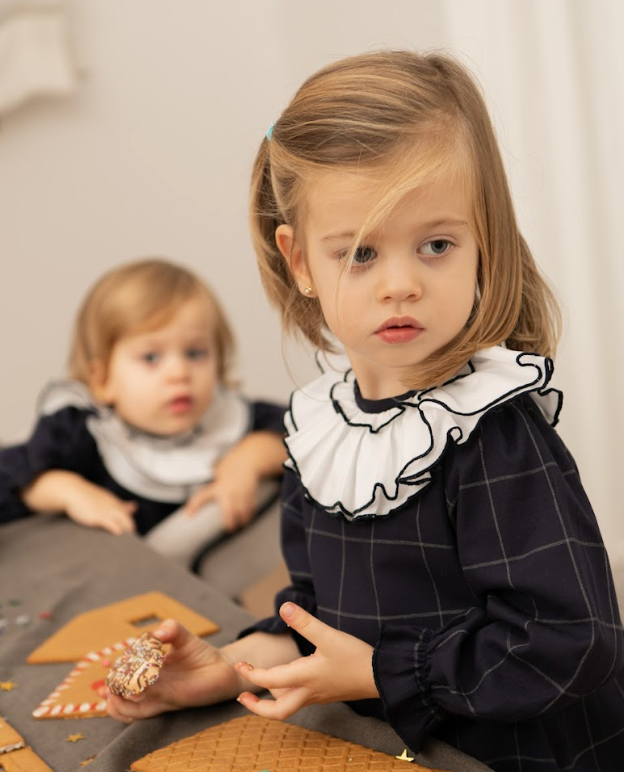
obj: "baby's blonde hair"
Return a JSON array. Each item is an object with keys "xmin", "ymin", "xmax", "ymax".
[
  {"xmin": 250, "ymin": 49, "xmax": 561, "ymax": 388},
  {"xmin": 69, "ymin": 258, "xmax": 236, "ymax": 386}
]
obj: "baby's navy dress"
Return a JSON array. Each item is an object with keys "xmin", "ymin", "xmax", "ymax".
[{"xmin": 0, "ymin": 380, "xmax": 285, "ymax": 535}]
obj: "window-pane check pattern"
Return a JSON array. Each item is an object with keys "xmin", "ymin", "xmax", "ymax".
[{"xmin": 247, "ymin": 395, "xmax": 624, "ymax": 771}]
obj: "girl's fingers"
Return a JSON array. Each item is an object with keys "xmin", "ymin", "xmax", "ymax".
[
  {"xmin": 152, "ymin": 618, "xmax": 186, "ymax": 645},
  {"xmin": 237, "ymin": 687, "xmax": 309, "ymax": 721},
  {"xmin": 105, "ymin": 694, "xmax": 150, "ymax": 723},
  {"xmin": 279, "ymin": 603, "xmax": 335, "ymax": 649},
  {"xmin": 235, "ymin": 658, "xmax": 310, "ymax": 691}
]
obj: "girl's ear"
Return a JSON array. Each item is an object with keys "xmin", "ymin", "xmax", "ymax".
[
  {"xmin": 275, "ymin": 224, "xmax": 313, "ymax": 294},
  {"xmin": 87, "ymin": 359, "xmax": 113, "ymax": 405}
]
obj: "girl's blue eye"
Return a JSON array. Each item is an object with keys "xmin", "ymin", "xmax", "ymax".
[
  {"xmin": 421, "ymin": 239, "xmax": 452, "ymax": 257},
  {"xmin": 141, "ymin": 352, "xmax": 160, "ymax": 364},
  {"xmin": 352, "ymin": 246, "xmax": 376, "ymax": 264}
]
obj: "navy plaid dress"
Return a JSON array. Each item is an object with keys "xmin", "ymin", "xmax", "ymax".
[{"xmin": 247, "ymin": 350, "xmax": 624, "ymax": 772}]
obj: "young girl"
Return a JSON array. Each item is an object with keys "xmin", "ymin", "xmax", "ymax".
[
  {"xmin": 102, "ymin": 52, "xmax": 624, "ymax": 771},
  {"xmin": 0, "ymin": 258, "xmax": 287, "ymax": 564}
]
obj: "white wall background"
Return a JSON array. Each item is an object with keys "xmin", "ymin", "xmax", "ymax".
[{"xmin": 1, "ymin": 1, "xmax": 622, "ymax": 546}]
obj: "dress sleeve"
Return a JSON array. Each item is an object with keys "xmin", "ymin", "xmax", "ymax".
[
  {"xmin": 249, "ymin": 400, "xmax": 287, "ymax": 435},
  {"xmin": 373, "ymin": 395, "xmax": 624, "ymax": 749},
  {"xmin": 238, "ymin": 468, "xmax": 317, "ymax": 654},
  {"xmin": 0, "ymin": 407, "xmax": 96, "ymax": 524}
]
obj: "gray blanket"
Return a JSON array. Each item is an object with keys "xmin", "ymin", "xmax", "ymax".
[{"xmin": 0, "ymin": 516, "xmax": 491, "ymax": 771}]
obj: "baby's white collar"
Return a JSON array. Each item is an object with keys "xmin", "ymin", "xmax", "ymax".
[{"xmin": 38, "ymin": 379, "xmax": 251, "ymax": 502}]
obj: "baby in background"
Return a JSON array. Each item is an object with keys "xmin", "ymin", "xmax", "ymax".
[{"xmin": 0, "ymin": 258, "xmax": 287, "ymax": 565}]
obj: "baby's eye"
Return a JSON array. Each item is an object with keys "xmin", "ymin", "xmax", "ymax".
[
  {"xmin": 186, "ymin": 347, "xmax": 208, "ymax": 361},
  {"xmin": 420, "ymin": 239, "xmax": 452, "ymax": 258},
  {"xmin": 141, "ymin": 352, "xmax": 160, "ymax": 364}
]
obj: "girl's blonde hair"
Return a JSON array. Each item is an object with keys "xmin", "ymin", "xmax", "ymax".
[
  {"xmin": 250, "ymin": 49, "xmax": 561, "ymax": 388},
  {"xmin": 69, "ymin": 258, "xmax": 236, "ymax": 386}
]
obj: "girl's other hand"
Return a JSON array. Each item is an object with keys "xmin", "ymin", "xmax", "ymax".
[{"xmin": 234, "ymin": 603, "xmax": 379, "ymax": 720}]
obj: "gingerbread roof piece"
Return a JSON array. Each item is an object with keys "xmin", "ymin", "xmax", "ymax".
[
  {"xmin": 130, "ymin": 715, "xmax": 450, "ymax": 772},
  {"xmin": 32, "ymin": 638, "xmax": 136, "ymax": 719},
  {"xmin": 0, "ymin": 717, "xmax": 54, "ymax": 771},
  {"xmin": 27, "ymin": 591, "xmax": 218, "ymax": 664}
]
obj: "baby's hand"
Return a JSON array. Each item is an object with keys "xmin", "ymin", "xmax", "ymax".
[
  {"xmin": 64, "ymin": 477, "xmax": 137, "ymax": 535},
  {"xmin": 234, "ymin": 603, "xmax": 378, "ymax": 720},
  {"xmin": 184, "ymin": 467, "xmax": 260, "ymax": 531}
]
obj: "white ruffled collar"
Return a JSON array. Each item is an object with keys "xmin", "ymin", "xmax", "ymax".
[
  {"xmin": 38, "ymin": 380, "xmax": 251, "ymax": 503},
  {"xmin": 284, "ymin": 346, "xmax": 562, "ymax": 520}
]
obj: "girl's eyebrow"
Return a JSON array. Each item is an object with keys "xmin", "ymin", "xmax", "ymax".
[
  {"xmin": 321, "ymin": 231, "xmax": 358, "ymax": 243},
  {"xmin": 422, "ymin": 218, "xmax": 469, "ymax": 229},
  {"xmin": 321, "ymin": 218, "xmax": 469, "ymax": 243}
]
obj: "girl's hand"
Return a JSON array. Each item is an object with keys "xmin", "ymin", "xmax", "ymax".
[
  {"xmin": 101, "ymin": 619, "xmax": 248, "ymax": 723},
  {"xmin": 234, "ymin": 603, "xmax": 379, "ymax": 720}
]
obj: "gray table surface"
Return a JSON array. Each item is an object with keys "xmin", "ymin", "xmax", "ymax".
[{"xmin": 0, "ymin": 516, "xmax": 491, "ymax": 772}]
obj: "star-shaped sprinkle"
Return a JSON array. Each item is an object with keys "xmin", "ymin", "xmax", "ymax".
[
  {"xmin": 396, "ymin": 749, "xmax": 415, "ymax": 762},
  {"xmin": 66, "ymin": 733, "xmax": 85, "ymax": 743},
  {"xmin": 0, "ymin": 681, "xmax": 17, "ymax": 691}
]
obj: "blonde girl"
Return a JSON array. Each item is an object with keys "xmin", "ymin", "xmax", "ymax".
[
  {"xmin": 0, "ymin": 258, "xmax": 286, "ymax": 564},
  {"xmin": 102, "ymin": 53, "xmax": 624, "ymax": 772}
]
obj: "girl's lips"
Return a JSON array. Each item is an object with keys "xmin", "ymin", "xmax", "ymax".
[
  {"xmin": 377, "ymin": 326, "xmax": 423, "ymax": 344},
  {"xmin": 376, "ymin": 317, "xmax": 424, "ymax": 344},
  {"xmin": 168, "ymin": 396, "xmax": 193, "ymax": 414}
]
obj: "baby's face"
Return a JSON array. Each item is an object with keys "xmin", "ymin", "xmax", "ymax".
[{"xmin": 96, "ymin": 297, "xmax": 220, "ymax": 436}]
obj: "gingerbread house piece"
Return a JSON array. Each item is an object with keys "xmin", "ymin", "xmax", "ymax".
[
  {"xmin": 0, "ymin": 717, "xmax": 54, "ymax": 771},
  {"xmin": 32, "ymin": 638, "xmax": 135, "ymax": 719},
  {"xmin": 27, "ymin": 591, "xmax": 218, "ymax": 664}
]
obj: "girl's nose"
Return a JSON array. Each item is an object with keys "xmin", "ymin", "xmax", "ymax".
[{"xmin": 376, "ymin": 255, "xmax": 422, "ymax": 302}]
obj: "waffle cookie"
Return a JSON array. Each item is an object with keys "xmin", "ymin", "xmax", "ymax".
[
  {"xmin": 130, "ymin": 714, "xmax": 450, "ymax": 772},
  {"xmin": 27, "ymin": 591, "xmax": 219, "ymax": 664},
  {"xmin": 0, "ymin": 717, "xmax": 54, "ymax": 771}
]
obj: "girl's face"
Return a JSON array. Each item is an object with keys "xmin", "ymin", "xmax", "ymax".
[
  {"xmin": 91, "ymin": 296, "xmax": 219, "ymax": 435},
  {"xmin": 277, "ymin": 169, "xmax": 479, "ymax": 400}
]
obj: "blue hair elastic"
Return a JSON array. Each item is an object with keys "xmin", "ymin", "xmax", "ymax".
[{"xmin": 266, "ymin": 124, "xmax": 275, "ymax": 141}]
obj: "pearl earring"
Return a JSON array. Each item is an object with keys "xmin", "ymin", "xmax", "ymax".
[{"xmin": 303, "ymin": 286, "xmax": 313, "ymax": 296}]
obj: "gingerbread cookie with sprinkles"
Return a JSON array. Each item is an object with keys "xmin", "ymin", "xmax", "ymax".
[{"xmin": 106, "ymin": 633, "xmax": 165, "ymax": 698}]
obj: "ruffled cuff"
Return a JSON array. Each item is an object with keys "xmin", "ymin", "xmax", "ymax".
[
  {"xmin": 237, "ymin": 585, "xmax": 317, "ymax": 656},
  {"xmin": 373, "ymin": 625, "xmax": 446, "ymax": 754}
]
